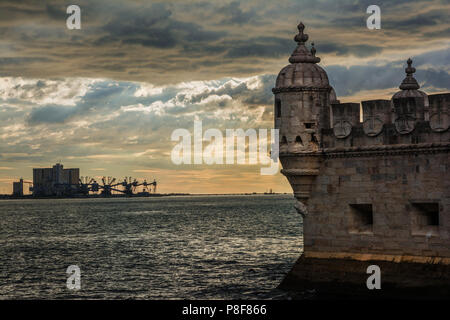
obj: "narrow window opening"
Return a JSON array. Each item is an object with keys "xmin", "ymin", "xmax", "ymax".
[
  {"xmin": 281, "ymin": 136, "xmax": 287, "ymax": 144},
  {"xmin": 311, "ymin": 133, "xmax": 318, "ymax": 144},
  {"xmin": 275, "ymin": 99, "xmax": 281, "ymax": 118},
  {"xmin": 304, "ymin": 122, "xmax": 315, "ymax": 129},
  {"xmin": 295, "ymin": 136, "xmax": 302, "ymax": 144}
]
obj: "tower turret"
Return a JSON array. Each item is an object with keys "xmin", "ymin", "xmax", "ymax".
[
  {"xmin": 391, "ymin": 58, "xmax": 429, "ymax": 133},
  {"xmin": 272, "ymin": 22, "xmax": 336, "ymax": 215},
  {"xmin": 273, "ymin": 22, "xmax": 336, "ymax": 154}
]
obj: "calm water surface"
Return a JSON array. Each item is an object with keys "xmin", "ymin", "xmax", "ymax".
[{"xmin": 0, "ymin": 195, "xmax": 302, "ymax": 299}]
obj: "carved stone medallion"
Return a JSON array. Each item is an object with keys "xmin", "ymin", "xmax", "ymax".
[
  {"xmin": 333, "ymin": 119, "xmax": 352, "ymax": 138},
  {"xmin": 430, "ymin": 111, "xmax": 449, "ymax": 132},
  {"xmin": 393, "ymin": 98, "xmax": 416, "ymax": 134},
  {"xmin": 363, "ymin": 116, "xmax": 384, "ymax": 136}
]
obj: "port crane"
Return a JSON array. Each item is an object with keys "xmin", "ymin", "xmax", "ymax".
[
  {"xmin": 75, "ymin": 176, "xmax": 158, "ymax": 196},
  {"xmin": 119, "ymin": 177, "xmax": 157, "ymax": 196},
  {"xmin": 99, "ymin": 176, "xmax": 123, "ymax": 196},
  {"xmin": 78, "ymin": 177, "xmax": 96, "ymax": 195},
  {"xmin": 143, "ymin": 179, "xmax": 157, "ymax": 193},
  {"xmin": 20, "ymin": 174, "xmax": 158, "ymax": 197}
]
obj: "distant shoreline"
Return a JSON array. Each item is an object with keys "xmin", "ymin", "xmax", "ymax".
[{"xmin": 0, "ymin": 192, "xmax": 291, "ymax": 200}]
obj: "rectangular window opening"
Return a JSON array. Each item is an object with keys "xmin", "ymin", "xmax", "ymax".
[
  {"xmin": 410, "ymin": 202, "xmax": 440, "ymax": 236},
  {"xmin": 348, "ymin": 204, "xmax": 373, "ymax": 234}
]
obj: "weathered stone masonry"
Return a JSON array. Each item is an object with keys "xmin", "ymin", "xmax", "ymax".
[{"xmin": 274, "ymin": 23, "xmax": 450, "ymax": 266}]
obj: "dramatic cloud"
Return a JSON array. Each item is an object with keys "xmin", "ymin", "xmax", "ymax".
[
  {"xmin": 327, "ymin": 48, "xmax": 450, "ymax": 96},
  {"xmin": 0, "ymin": 74, "xmax": 285, "ymax": 193},
  {"xmin": 0, "ymin": 0, "xmax": 448, "ymax": 83},
  {"xmin": 0, "ymin": 0, "xmax": 448, "ymax": 193}
]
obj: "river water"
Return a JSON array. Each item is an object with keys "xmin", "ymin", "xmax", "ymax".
[{"xmin": 0, "ymin": 195, "xmax": 302, "ymax": 299}]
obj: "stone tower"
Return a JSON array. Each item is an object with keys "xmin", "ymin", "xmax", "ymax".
[
  {"xmin": 274, "ymin": 22, "xmax": 450, "ymax": 296},
  {"xmin": 273, "ymin": 22, "xmax": 337, "ymax": 216}
]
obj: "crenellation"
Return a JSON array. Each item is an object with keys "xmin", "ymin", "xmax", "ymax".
[
  {"xmin": 319, "ymin": 91, "xmax": 449, "ymax": 150},
  {"xmin": 362, "ymin": 99, "xmax": 390, "ymax": 138},
  {"xmin": 428, "ymin": 93, "xmax": 450, "ymax": 133}
]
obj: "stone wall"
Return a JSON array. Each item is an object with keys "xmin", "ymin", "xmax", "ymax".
[
  {"xmin": 278, "ymin": 92, "xmax": 450, "ymax": 260},
  {"xmin": 302, "ymin": 148, "xmax": 450, "ymax": 258}
]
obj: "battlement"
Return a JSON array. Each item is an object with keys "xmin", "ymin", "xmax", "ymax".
[{"xmin": 322, "ymin": 93, "xmax": 450, "ymax": 149}]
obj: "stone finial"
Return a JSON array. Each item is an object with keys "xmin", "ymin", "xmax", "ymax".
[
  {"xmin": 311, "ymin": 42, "xmax": 316, "ymax": 56},
  {"xmin": 399, "ymin": 58, "xmax": 420, "ymax": 90},
  {"xmin": 289, "ymin": 22, "xmax": 320, "ymax": 64},
  {"xmin": 294, "ymin": 22, "xmax": 309, "ymax": 44}
]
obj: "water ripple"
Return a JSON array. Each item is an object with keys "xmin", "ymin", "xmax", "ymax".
[{"xmin": 0, "ymin": 195, "xmax": 302, "ymax": 299}]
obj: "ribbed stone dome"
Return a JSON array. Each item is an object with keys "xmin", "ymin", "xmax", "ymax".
[
  {"xmin": 273, "ymin": 22, "xmax": 330, "ymax": 92},
  {"xmin": 276, "ymin": 63, "xmax": 330, "ymax": 88},
  {"xmin": 392, "ymin": 88, "xmax": 428, "ymax": 100}
]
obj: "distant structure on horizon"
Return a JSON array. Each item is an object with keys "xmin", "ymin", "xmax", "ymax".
[
  {"xmin": 273, "ymin": 22, "xmax": 449, "ymax": 295},
  {"xmin": 9, "ymin": 162, "xmax": 158, "ymax": 197},
  {"xmin": 12, "ymin": 178, "xmax": 32, "ymax": 197},
  {"xmin": 33, "ymin": 163, "xmax": 80, "ymax": 196}
]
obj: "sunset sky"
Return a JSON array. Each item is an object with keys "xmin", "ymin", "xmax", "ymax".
[{"xmin": 0, "ymin": 0, "xmax": 449, "ymax": 194}]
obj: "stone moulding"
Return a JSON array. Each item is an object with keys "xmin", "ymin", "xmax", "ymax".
[
  {"xmin": 279, "ymin": 142, "xmax": 450, "ymax": 158},
  {"xmin": 272, "ymin": 86, "xmax": 332, "ymax": 94},
  {"xmin": 304, "ymin": 251, "xmax": 450, "ymax": 265},
  {"xmin": 280, "ymin": 168, "xmax": 320, "ymax": 176}
]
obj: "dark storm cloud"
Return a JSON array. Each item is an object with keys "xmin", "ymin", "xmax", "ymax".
[
  {"xmin": 382, "ymin": 9, "xmax": 448, "ymax": 30},
  {"xmin": 329, "ymin": 5, "xmax": 448, "ymax": 29},
  {"xmin": 0, "ymin": 57, "xmax": 52, "ymax": 65},
  {"xmin": 412, "ymin": 48, "xmax": 450, "ymax": 68},
  {"xmin": 424, "ymin": 27, "xmax": 450, "ymax": 39},
  {"xmin": 45, "ymin": 3, "xmax": 66, "ymax": 20},
  {"xmin": 96, "ymin": 2, "xmax": 226, "ymax": 49},
  {"xmin": 224, "ymin": 37, "xmax": 293, "ymax": 59},
  {"xmin": 327, "ymin": 50, "xmax": 450, "ymax": 96},
  {"xmin": 218, "ymin": 1, "xmax": 258, "ymax": 25},
  {"xmin": 316, "ymin": 43, "xmax": 383, "ymax": 58},
  {"xmin": 0, "ymin": 0, "xmax": 447, "ymax": 84},
  {"xmin": 195, "ymin": 36, "xmax": 383, "ymax": 61}
]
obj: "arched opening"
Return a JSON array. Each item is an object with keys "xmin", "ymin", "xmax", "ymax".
[
  {"xmin": 281, "ymin": 136, "xmax": 287, "ymax": 144},
  {"xmin": 295, "ymin": 135, "xmax": 303, "ymax": 144}
]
